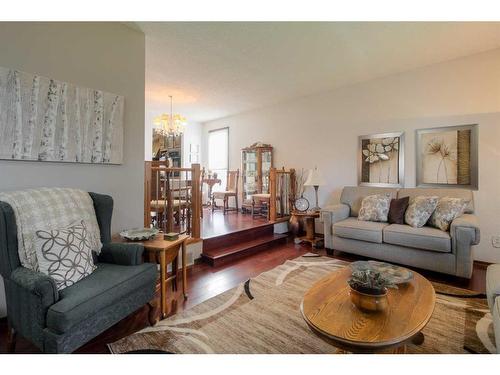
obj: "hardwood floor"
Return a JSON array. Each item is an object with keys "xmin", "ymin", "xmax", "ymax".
[
  {"xmin": 0, "ymin": 238, "xmax": 487, "ymax": 354},
  {"xmin": 201, "ymin": 208, "xmax": 268, "ymax": 239}
]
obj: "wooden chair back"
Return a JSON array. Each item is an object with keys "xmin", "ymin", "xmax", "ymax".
[{"xmin": 226, "ymin": 169, "xmax": 239, "ymax": 193}]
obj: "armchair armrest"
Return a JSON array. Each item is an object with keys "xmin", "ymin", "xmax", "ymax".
[
  {"xmin": 321, "ymin": 204, "xmax": 350, "ymax": 249},
  {"xmin": 8, "ymin": 267, "xmax": 59, "ymax": 342},
  {"xmin": 450, "ymin": 214, "xmax": 480, "ymax": 246},
  {"xmin": 450, "ymin": 214, "xmax": 480, "ymax": 278},
  {"xmin": 98, "ymin": 242, "xmax": 144, "ymax": 266},
  {"xmin": 10, "ymin": 267, "xmax": 59, "ymax": 307}
]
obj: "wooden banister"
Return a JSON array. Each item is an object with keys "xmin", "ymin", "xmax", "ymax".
[
  {"xmin": 144, "ymin": 161, "xmax": 202, "ymax": 240},
  {"xmin": 269, "ymin": 167, "xmax": 297, "ymax": 222},
  {"xmin": 191, "ymin": 163, "xmax": 201, "ymax": 239}
]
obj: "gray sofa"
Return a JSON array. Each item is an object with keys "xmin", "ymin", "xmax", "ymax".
[
  {"xmin": 486, "ymin": 264, "xmax": 500, "ymax": 353},
  {"xmin": 322, "ymin": 186, "xmax": 480, "ymax": 278},
  {"xmin": 0, "ymin": 192, "xmax": 158, "ymax": 353}
]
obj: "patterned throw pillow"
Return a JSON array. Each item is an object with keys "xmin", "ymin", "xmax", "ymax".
[
  {"xmin": 34, "ymin": 220, "xmax": 96, "ymax": 290},
  {"xmin": 428, "ymin": 197, "xmax": 469, "ymax": 231},
  {"xmin": 404, "ymin": 196, "xmax": 439, "ymax": 228},
  {"xmin": 358, "ymin": 194, "xmax": 391, "ymax": 222}
]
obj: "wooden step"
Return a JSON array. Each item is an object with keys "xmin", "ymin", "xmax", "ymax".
[
  {"xmin": 201, "ymin": 233, "xmax": 289, "ymax": 267},
  {"xmin": 202, "ymin": 223, "xmax": 275, "ymax": 253}
]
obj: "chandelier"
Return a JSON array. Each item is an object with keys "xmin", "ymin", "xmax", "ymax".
[{"xmin": 153, "ymin": 95, "xmax": 186, "ymax": 136}]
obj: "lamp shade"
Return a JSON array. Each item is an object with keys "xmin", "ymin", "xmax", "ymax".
[{"xmin": 304, "ymin": 167, "xmax": 326, "ymax": 186}]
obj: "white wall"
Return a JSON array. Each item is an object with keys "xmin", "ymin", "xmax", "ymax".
[
  {"xmin": 203, "ymin": 48, "xmax": 500, "ymax": 264},
  {"xmin": 0, "ymin": 22, "xmax": 145, "ymax": 317}
]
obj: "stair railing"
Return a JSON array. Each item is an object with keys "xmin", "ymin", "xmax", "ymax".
[
  {"xmin": 269, "ymin": 167, "xmax": 296, "ymax": 222},
  {"xmin": 144, "ymin": 161, "xmax": 201, "ymax": 239}
]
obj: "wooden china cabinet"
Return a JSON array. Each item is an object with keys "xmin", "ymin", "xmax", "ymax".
[{"xmin": 241, "ymin": 143, "xmax": 273, "ymax": 202}]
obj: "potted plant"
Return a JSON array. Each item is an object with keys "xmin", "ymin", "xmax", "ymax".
[{"xmin": 348, "ymin": 270, "xmax": 397, "ymax": 313}]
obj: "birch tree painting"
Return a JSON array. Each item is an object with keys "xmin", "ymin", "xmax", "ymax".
[{"xmin": 0, "ymin": 66, "xmax": 124, "ymax": 164}]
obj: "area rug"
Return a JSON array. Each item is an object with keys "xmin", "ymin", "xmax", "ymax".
[{"xmin": 108, "ymin": 256, "xmax": 496, "ymax": 354}]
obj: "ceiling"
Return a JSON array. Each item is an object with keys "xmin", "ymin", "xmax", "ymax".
[{"xmin": 139, "ymin": 22, "xmax": 500, "ymax": 123}]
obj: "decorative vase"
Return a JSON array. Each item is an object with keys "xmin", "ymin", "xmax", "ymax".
[{"xmin": 349, "ymin": 285, "xmax": 388, "ymax": 313}]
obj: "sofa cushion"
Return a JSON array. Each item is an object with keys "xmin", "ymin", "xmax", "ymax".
[
  {"xmin": 383, "ymin": 224, "xmax": 451, "ymax": 253},
  {"xmin": 358, "ymin": 194, "xmax": 391, "ymax": 222},
  {"xmin": 404, "ymin": 196, "xmax": 439, "ymax": 228},
  {"xmin": 340, "ymin": 186, "xmax": 398, "ymax": 217},
  {"xmin": 486, "ymin": 264, "xmax": 500, "ymax": 311},
  {"xmin": 388, "ymin": 196, "xmax": 409, "ymax": 224},
  {"xmin": 398, "ymin": 188, "xmax": 474, "ymax": 214},
  {"xmin": 333, "ymin": 217, "xmax": 388, "ymax": 244},
  {"xmin": 46, "ymin": 262, "xmax": 157, "ymax": 334},
  {"xmin": 428, "ymin": 197, "xmax": 469, "ymax": 231}
]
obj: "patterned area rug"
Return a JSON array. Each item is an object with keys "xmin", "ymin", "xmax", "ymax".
[{"xmin": 108, "ymin": 256, "xmax": 496, "ymax": 354}]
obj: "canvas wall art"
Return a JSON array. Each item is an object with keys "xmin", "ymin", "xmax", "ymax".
[
  {"xmin": 0, "ymin": 66, "xmax": 124, "ymax": 164},
  {"xmin": 358, "ymin": 132, "xmax": 404, "ymax": 187},
  {"xmin": 416, "ymin": 124, "xmax": 478, "ymax": 189}
]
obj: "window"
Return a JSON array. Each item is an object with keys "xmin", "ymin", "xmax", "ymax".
[{"xmin": 208, "ymin": 127, "xmax": 229, "ymax": 192}]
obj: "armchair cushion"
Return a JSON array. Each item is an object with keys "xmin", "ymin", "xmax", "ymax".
[
  {"xmin": 98, "ymin": 242, "xmax": 144, "ymax": 266},
  {"xmin": 34, "ymin": 220, "xmax": 96, "ymax": 290},
  {"xmin": 46, "ymin": 262, "xmax": 157, "ymax": 334}
]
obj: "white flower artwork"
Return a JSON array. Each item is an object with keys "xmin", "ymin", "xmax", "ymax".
[
  {"xmin": 0, "ymin": 66, "xmax": 124, "ymax": 164},
  {"xmin": 358, "ymin": 132, "xmax": 404, "ymax": 187}
]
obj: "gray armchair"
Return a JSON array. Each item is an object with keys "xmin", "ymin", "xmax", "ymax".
[
  {"xmin": 486, "ymin": 264, "xmax": 500, "ymax": 353},
  {"xmin": 0, "ymin": 192, "xmax": 158, "ymax": 353}
]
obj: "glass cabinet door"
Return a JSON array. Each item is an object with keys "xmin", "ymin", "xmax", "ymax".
[
  {"xmin": 242, "ymin": 150, "xmax": 258, "ymax": 200},
  {"xmin": 261, "ymin": 150, "xmax": 272, "ymax": 193}
]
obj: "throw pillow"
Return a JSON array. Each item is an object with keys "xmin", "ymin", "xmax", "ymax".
[
  {"xmin": 388, "ymin": 196, "xmax": 409, "ymax": 224},
  {"xmin": 428, "ymin": 197, "xmax": 469, "ymax": 231},
  {"xmin": 404, "ymin": 196, "xmax": 439, "ymax": 228},
  {"xmin": 34, "ymin": 220, "xmax": 96, "ymax": 290},
  {"xmin": 357, "ymin": 194, "xmax": 391, "ymax": 222}
]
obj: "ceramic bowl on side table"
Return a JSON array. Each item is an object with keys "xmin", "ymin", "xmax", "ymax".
[{"xmin": 119, "ymin": 228, "xmax": 159, "ymax": 241}]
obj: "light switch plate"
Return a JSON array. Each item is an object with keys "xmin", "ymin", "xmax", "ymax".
[{"xmin": 492, "ymin": 235, "xmax": 500, "ymax": 248}]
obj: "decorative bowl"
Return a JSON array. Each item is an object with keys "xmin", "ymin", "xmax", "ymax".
[
  {"xmin": 349, "ymin": 285, "xmax": 388, "ymax": 313},
  {"xmin": 120, "ymin": 228, "xmax": 159, "ymax": 241}
]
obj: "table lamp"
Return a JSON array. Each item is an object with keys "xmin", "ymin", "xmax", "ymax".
[{"xmin": 304, "ymin": 167, "xmax": 326, "ymax": 211}]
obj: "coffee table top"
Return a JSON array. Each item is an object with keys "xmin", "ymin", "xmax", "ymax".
[{"xmin": 301, "ymin": 267, "xmax": 435, "ymax": 352}]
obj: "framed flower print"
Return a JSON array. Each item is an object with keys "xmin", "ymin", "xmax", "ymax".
[{"xmin": 358, "ymin": 132, "xmax": 405, "ymax": 188}]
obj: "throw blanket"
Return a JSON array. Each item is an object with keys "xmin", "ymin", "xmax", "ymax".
[{"xmin": 0, "ymin": 188, "xmax": 102, "ymax": 271}]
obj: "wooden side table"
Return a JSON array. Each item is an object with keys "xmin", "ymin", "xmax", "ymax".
[
  {"xmin": 290, "ymin": 211, "xmax": 321, "ymax": 248},
  {"xmin": 114, "ymin": 234, "xmax": 189, "ymax": 319},
  {"xmin": 202, "ymin": 178, "xmax": 221, "ymax": 206}
]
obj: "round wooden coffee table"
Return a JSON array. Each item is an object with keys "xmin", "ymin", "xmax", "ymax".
[{"xmin": 301, "ymin": 267, "xmax": 435, "ymax": 353}]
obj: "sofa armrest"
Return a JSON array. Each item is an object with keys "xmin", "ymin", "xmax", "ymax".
[
  {"xmin": 98, "ymin": 242, "xmax": 144, "ymax": 266},
  {"xmin": 450, "ymin": 214, "xmax": 480, "ymax": 246},
  {"xmin": 320, "ymin": 204, "xmax": 350, "ymax": 224},
  {"xmin": 450, "ymin": 214, "xmax": 480, "ymax": 278},
  {"xmin": 321, "ymin": 204, "xmax": 350, "ymax": 249}
]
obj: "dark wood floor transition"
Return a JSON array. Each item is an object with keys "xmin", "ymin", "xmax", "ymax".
[{"xmin": 0, "ymin": 238, "xmax": 487, "ymax": 354}]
